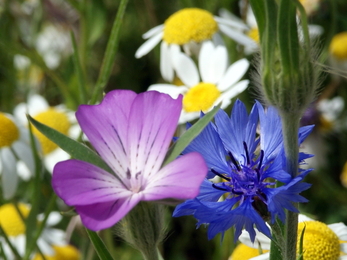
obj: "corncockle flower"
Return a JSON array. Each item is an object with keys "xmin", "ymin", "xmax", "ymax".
[
  {"xmin": 173, "ymin": 100, "xmax": 313, "ymax": 242},
  {"xmin": 0, "ymin": 203, "xmax": 66, "ymax": 259},
  {"xmin": 149, "ymin": 41, "xmax": 249, "ymax": 124},
  {"xmin": 14, "ymin": 94, "xmax": 79, "ymax": 173},
  {"xmin": 135, "ymin": 7, "xmax": 256, "ymax": 82},
  {"xmin": 235, "ymin": 214, "xmax": 347, "ymax": 260},
  {"xmin": 52, "ymin": 90, "xmax": 207, "ymax": 231},
  {"xmin": 0, "ymin": 112, "xmax": 35, "ymax": 199}
]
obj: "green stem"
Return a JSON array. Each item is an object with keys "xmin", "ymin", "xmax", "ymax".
[
  {"xmin": 90, "ymin": 0, "xmax": 129, "ymax": 104},
  {"xmin": 281, "ymin": 112, "xmax": 300, "ymax": 260}
]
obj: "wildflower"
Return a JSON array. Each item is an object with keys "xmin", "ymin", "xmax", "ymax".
[
  {"xmin": 135, "ymin": 7, "xmax": 255, "ymax": 82},
  {"xmin": 0, "ymin": 112, "xmax": 35, "ymax": 199},
  {"xmin": 14, "ymin": 94, "xmax": 79, "ymax": 173},
  {"xmin": 0, "ymin": 203, "xmax": 66, "ymax": 259},
  {"xmin": 35, "ymin": 23, "xmax": 72, "ymax": 69},
  {"xmin": 329, "ymin": 31, "xmax": 347, "ymax": 77},
  {"xmin": 149, "ymin": 41, "xmax": 249, "ymax": 124},
  {"xmin": 236, "ymin": 214, "xmax": 347, "ymax": 260},
  {"xmin": 52, "ymin": 90, "xmax": 207, "ymax": 231},
  {"xmin": 173, "ymin": 100, "xmax": 313, "ymax": 242}
]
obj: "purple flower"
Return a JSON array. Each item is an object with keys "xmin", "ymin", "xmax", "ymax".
[{"xmin": 52, "ymin": 90, "xmax": 207, "ymax": 231}]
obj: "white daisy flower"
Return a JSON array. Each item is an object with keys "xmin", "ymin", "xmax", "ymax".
[
  {"xmin": 35, "ymin": 23, "xmax": 72, "ymax": 69},
  {"xmin": 0, "ymin": 203, "xmax": 67, "ymax": 259},
  {"xmin": 0, "ymin": 112, "xmax": 35, "ymax": 199},
  {"xmin": 148, "ymin": 41, "xmax": 250, "ymax": 124},
  {"xmin": 14, "ymin": 94, "xmax": 80, "ymax": 173},
  {"xmin": 135, "ymin": 7, "xmax": 256, "ymax": 82},
  {"xmin": 232, "ymin": 214, "xmax": 347, "ymax": 260}
]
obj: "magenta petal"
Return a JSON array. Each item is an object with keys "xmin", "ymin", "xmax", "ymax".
[
  {"xmin": 76, "ymin": 90, "xmax": 137, "ymax": 179},
  {"xmin": 142, "ymin": 152, "xmax": 207, "ymax": 201},
  {"xmin": 52, "ymin": 159, "xmax": 133, "ymax": 206},
  {"xmin": 126, "ymin": 91, "xmax": 182, "ymax": 181},
  {"xmin": 76, "ymin": 194, "xmax": 141, "ymax": 231}
]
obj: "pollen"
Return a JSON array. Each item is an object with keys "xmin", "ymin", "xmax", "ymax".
[
  {"xmin": 0, "ymin": 113, "xmax": 20, "ymax": 148},
  {"xmin": 329, "ymin": 32, "xmax": 347, "ymax": 60},
  {"xmin": 0, "ymin": 203, "xmax": 30, "ymax": 237},
  {"xmin": 183, "ymin": 83, "xmax": 221, "ymax": 113},
  {"xmin": 297, "ymin": 221, "xmax": 340, "ymax": 260},
  {"xmin": 32, "ymin": 108, "xmax": 71, "ymax": 155},
  {"xmin": 163, "ymin": 8, "xmax": 218, "ymax": 45},
  {"xmin": 230, "ymin": 243, "xmax": 268, "ymax": 260},
  {"xmin": 32, "ymin": 245, "xmax": 80, "ymax": 260},
  {"xmin": 248, "ymin": 27, "xmax": 259, "ymax": 43}
]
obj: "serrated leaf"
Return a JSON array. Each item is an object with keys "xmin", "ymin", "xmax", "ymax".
[{"xmin": 27, "ymin": 115, "xmax": 112, "ymax": 174}]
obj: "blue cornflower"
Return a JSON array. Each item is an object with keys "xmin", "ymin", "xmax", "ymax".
[{"xmin": 173, "ymin": 100, "xmax": 314, "ymax": 242}]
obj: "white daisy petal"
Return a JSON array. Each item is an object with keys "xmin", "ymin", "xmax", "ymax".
[
  {"xmin": 135, "ymin": 31, "xmax": 163, "ymax": 58},
  {"xmin": 212, "ymin": 32, "xmax": 225, "ymax": 46},
  {"xmin": 46, "ymin": 211, "xmax": 63, "ymax": 226},
  {"xmin": 199, "ymin": 41, "xmax": 215, "ymax": 82},
  {"xmin": 175, "ymin": 53, "xmax": 200, "ymax": 87},
  {"xmin": 28, "ymin": 94, "xmax": 49, "ymax": 114},
  {"xmin": 214, "ymin": 16, "xmax": 249, "ymax": 30},
  {"xmin": 205, "ymin": 45, "xmax": 228, "ymax": 84},
  {"xmin": 13, "ymin": 103, "xmax": 28, "ymax": 125},
  {"xmin": 340, "ymin": 243, "xmax": 347, "ymax": 254},
  {"xmin": 239, "ymin": 226, "xmax": 271, "ymax": 250},
  {"xmin": 219, "ymin": 23, "xmax": 258, "ymax": 48},
  {"xmin": 218, "ymin": 58, "xmax": 250, "ymax": 91},
  {"xmin": 169, "ymin": 44, "xmax": 181, "ymax": 69},
  {"xmin": 250, "ymin": 252, "xmax": 270, "ymax": 260},
  {"xmin": 13, "ymin": 140, "xmax": 35, "ymax": 174},
  {"xmin": 328, "ymin": 222, "xmax": 347, "ymax": 241},
  {"xmin": 160, "ymin": 42, "xmax": 174, "ymax": 82},
  {"xmin": 1, "ymin": 148, "xmax": 18, "ymax": 199},
  {"xmin": 216, "ymin": 79, "xmax": 249, "ymax": 108},
  {"xmin": 44, "ymin": 148, "xmax": 70, "ymax": 173},
  {"xmin": 148, "ymin": 84, "xmax": 187, "ymax": 98},
  {"xmin": 142, "ymin": 24, "xmax": 164, "ymax": 39},
  {"xmin": 178, "ymin": 110, "xmax": 200, "ymax": 125}
]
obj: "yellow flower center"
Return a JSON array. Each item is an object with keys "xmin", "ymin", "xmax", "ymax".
[
  {"xmin": 163, "ymin": 8, "xmax": 218, "ymax": 45},
  {"xmin": 0, "ymin": 203, "xmax": 30, "ymax": 237},
  {"xmin": 247, "ymin": 27, "xmax": 259, "ymax": 43},
  {"xmin": 230, "ymin": 243, "xmax": 268, "ymax": 260},
  {"xmin": 32, "ymin": 245, "xmax": 80, "ymax": 260},
  {"xmin": 329, "ymin": 32, "xmax": 347, "ymax": 60},
  {"xmin": 32, "ymin": 108, "xmax": 70, "ymax": 155},
  {"xmin": 183, "ymin": 83, "xmax": 221, "ymax": 113},
  {"xmin": 298, "ymin": 221, "xmax": 340, "ymax": 260},
  {"xmin": 0, "ymin": 113, "xmax": 20, "ymax": 148}
]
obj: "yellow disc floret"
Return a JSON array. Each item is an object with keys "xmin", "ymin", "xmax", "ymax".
[
  {"xmin": 163, "ymin": 8, "xmax": 218, "ymax": 45},
  {"xmin": 329, "ymin": 32, "xmax": 347, "ymax": 60},
  {"xmin": 33, "ymin": 245, "xmax": 80, "ymax": 260},
  {"xmin": 297, "ymin": 221, "xmax": 340, "ymax": 260},
  {"xmin": 248, "ymin": 27, "xmax": 259, "ymax": 43},
  {"xmin": 230, "ymin": 243, "xmax": 268, "ymax": 260},
  {"xmin": 183, "ymin": 83, "xmax": 221, "ymax": 113},
  {"xmin": 32, "ymin": 108, "xmax": 70, "ymax": 155},
  {"xmin": 0, "ymin": 203, "xmax": 30, "ymax": 237},
  {"xmin": 0, "ymin": 113, "xmax": 19, "ymax": 148}
]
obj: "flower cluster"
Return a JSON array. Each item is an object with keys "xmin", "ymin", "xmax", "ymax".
[{"xmin": 173, "ymin": 100, "xmax": 313, "ymax": 241}]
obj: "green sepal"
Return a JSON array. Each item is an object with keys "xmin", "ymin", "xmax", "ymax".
[
  {"xmin": 162, "ymin": 104, "xmax": 221, "ymax": 167},
  {"xmin": 86, "ymin": 229, "xmax": 114, "ymax": 260},
  {"xmin": 297, "ymin": 224, "xmax": 306, "ymax": 260},
  {"xmin": 26, "ymin": 115, "xmax": 112, "ymax": 174}
]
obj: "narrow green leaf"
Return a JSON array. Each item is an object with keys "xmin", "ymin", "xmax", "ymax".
[
  {"xmin": 0, "ymin": 225, "xmax": 21, "ymax": 259},
  {"xmin": 70, "ymin": 31, "xmax": 88, "ymax": 104},
  {"xmin": 26, "ymin": 115, "xmax": 112, "ymax": 173},
  {"xmin": 86, "ymin": 229, "xmax": 114, "ymax": 260},
  {"xmin": 162, "ymin": 105, "xmax": 220, "ymax": 166},
  {"xmin": 297, "ymin": 225, "xmax": 306, "ymax": 260},
  {"xmin": 91, "ymin": 0, "xmax": 129, "ymax": 104}
]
